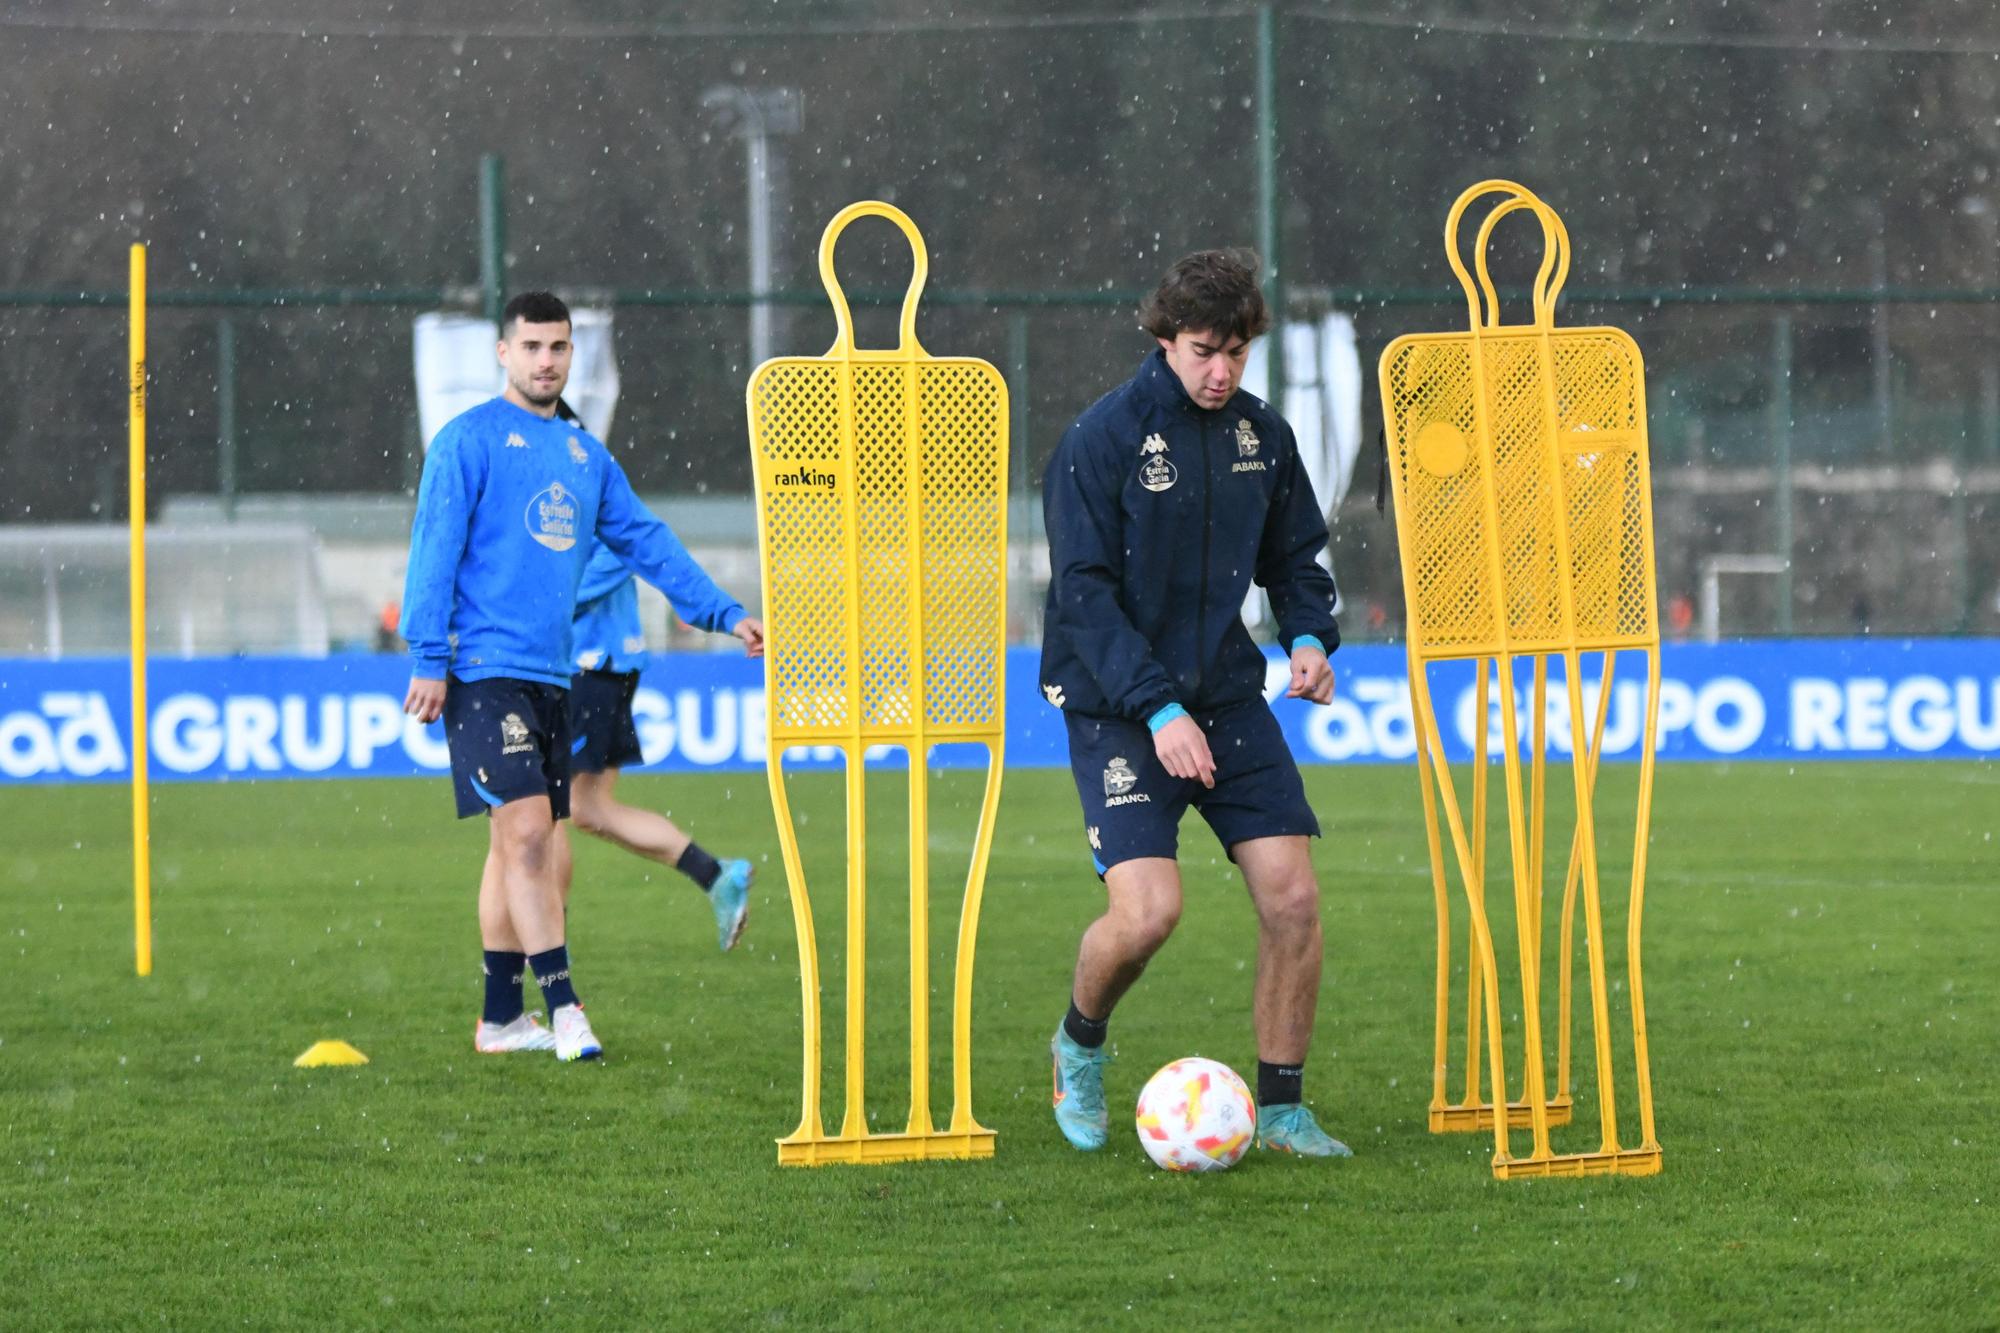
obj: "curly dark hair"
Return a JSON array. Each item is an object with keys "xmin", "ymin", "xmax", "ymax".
[
  {"xmin": 1137, "ymin": 249, "xmax": 1271, "ymax": 343},
  {"xmin": 501, "ymin": 290, "xmax": 572, "ymax": 335}
]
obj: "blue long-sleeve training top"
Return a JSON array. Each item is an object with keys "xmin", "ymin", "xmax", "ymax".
[
  {"xmin": 1038, "ymin": 347, "xmax": 1339, "ymax": 722},
  {"xmin": 400, "ymin": 397, "xmax": 744, "ymax": 686}
]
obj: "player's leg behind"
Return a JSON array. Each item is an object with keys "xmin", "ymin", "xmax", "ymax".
[{"xmin": 567, "ymin": 671, "xmax": 752, "ymax": 951}]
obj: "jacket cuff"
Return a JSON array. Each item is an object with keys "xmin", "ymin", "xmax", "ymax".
[
  {"xmin": 411, "ymin": 654, "xmax": 449, "ymax": 680},
  {"xmin": 1146, "ymin": 702, "xmax": 1189, "ymax": 733},
  {"xmin": 719, "ymin": 605, "xmax": 746, "ymax": 634},
  {"xmin": 1289, "ymin": 633, "xmax": 1327, "ymax": 656}
]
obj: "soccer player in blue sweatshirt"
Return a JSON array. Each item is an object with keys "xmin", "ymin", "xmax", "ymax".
[
  {"xmin": 400, "ymin": 291, "xmax": 763, "ymax": 1062},
  {"xmin": 566, "ymin": 536, "xmax": 755, "ymax": 952},
  {"xmin": 1040, "ymin": 251, "xmax": 1351, "ymax": 1158}
]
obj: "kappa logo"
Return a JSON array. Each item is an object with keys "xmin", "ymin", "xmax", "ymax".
[
  {"xmin": 499, "ymin": 713, "xmax": 534, "ymax": 755},
  {"xmin": 1141, "ymin": 434, "xmax": 1169, "ymax": 455},
  {"xmin": 1235, "ymin": 418, "xmax": 1260, "ymax": 456},
  {"xmin": 525, "ymin": 481, "xmax": 577, "ymax": 551},
  {"xmin": 1043, "ymin": 682, "xmax": 1066, "ymax": 708},
  {"xmin": 568, "ymin": 436, "xmax": 588, "ymax": 465},
  {"xmin": 506, "ymin": 432, "xmax": 528, "ymax": 449},
  {"xmin": 1087, "ymin": 825, "xmax": 1101, "ymax": 851}
]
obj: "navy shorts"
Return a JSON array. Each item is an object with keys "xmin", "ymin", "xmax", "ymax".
[
  {"xmin": 566, "ymin": 669, "xmax": 645, "ymax": 774},
  {"xmin": 442, "ymin": 675, "xmax": 572, "ymax": 820},
  {"xmin": 1064, "ymin": 698, "xmax": 1319, "ymax": 874}
]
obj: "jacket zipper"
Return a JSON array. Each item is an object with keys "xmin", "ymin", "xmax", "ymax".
[{"xmin": 1192, "ymin": 413, "xmax": 1210, "ymax": 707}]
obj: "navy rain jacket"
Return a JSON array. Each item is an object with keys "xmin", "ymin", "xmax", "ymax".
[{"xmin": 1039, "ymin": 347, "xmax": 1340, "ymax": 722}]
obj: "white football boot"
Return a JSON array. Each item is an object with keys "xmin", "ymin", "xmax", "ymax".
[
  {"xmin": 474, "ymin": 1012, "xmax": 557, "ymax": 1054},
  {"xmin": 552, "ymin": 1003, "xmax": 603, "ymax": 1062}
]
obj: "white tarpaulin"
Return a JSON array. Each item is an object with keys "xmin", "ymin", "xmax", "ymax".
[
  {"xmin": 412, "ymin": 308, "xmax": 621, "ymax": 450},
  {"xmin": 1241, "ymin": 312, "xmax": 1363, "ymax": 622}
]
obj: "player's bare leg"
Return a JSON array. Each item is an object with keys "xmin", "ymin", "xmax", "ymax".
[
  {"xmin": 492, "ymin": 795, "xmax": 598, "ymax": 1060},
  {"xmin": 1052, "ymin": 858, "xmax": 1183, "ymax": 1150},
  {"xmin": 1072, "ymin": 858, "xmax": 1184, "ymax": 1018},
  {"xmin": 1235, "ymin": 834, "xmax": 1348, "ymax": 1157},
  {"xmin": 571, "ymin": 768, "xmax": 692, "ymax": 863},
  {"xmin": 474, "ymin": 836, "xmax": 556, "ymax": 1053},
  {"xmin": 476, "ymin": 848, "xmax": 522, "ymax": 952},
  {"xmin": 492, "ymin": 796, "xmax": 565, "ymax": 953},
  {"xmin": 570, "ymin": 767, "xmax": 751, "ymax": 951},
  {"xmin": 1234, "ymin": 836, "xmax": 1321, "ymax": 1063}
]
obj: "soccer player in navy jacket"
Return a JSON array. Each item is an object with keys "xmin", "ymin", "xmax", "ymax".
[
  {"xmin": 1040, "ymin": 251, "xmax": 1351, "ymax": 1157},
  {"xmin": 400, "ymin": 292, "xmax": 762, "ymax": 1062}
]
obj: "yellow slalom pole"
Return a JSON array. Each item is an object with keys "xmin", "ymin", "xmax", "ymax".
[{"xmin": 128, "ymin": 243, "xmax": 152, "ymax": 978}]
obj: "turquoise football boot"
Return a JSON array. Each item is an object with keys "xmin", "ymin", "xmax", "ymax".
[
  {"xmin": 1256, "ymin": 1103, "xmax": 1353, "ymax": 1158},
  {"xmin": 1050, "ymin": 1027, "xmax": 1111, "ymax": 1151},
  {"xmin": 711, "ymin": 859, "xmax": 752, "ymax": 952}
]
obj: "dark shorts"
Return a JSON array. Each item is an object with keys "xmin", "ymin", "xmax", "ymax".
[
  {"xmin": 566, "ymin": 669, "xmax": 645, "ymax": 775},
  {"xmin": 1064, "ymin": 698, "xmax": 1319, "ymax": 875},
  {"xmin": 442, "ymin": 675, "xmax": 572, "ymax": 820}
]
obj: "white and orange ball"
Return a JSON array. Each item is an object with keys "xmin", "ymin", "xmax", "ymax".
[{"xmin": 1134, "ymin": 1057, "xmax": 1256, "ymax": 1172}]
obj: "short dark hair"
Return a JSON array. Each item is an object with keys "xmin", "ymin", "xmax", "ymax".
[
  {"xmin": 500, "ymin": 290, "xmax": 571, "ymax": 336},
  {"xmin": 1137, "ymin": 249, "xmax": 1271, "ymax": 344}
]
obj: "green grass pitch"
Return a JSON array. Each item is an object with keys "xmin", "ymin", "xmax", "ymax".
[{"xmin": 4, "ymin": 760, "xmax": 1994, "ymax": 1327}]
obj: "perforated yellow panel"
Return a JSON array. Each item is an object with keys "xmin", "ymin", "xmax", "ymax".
[
  {"xmin": 1377, "ymin": 181, "xmax": 1664, "ymax": 1183},
  {"xmin": 747, "ymin": 201, "xmax": 1009, "ymax": 1168},
  {"xmin": 750, "ymin": 350, "xmax": 1007, "ymax": 742},
  {"xmin": 1383, "ymin": 330, "xmax": 1656, "ymax": 657}
]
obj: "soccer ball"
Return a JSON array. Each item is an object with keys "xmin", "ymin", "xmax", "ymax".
[{"xmin": 1134, "ymin": 1057, "xmax": 1256, "ymax": 1172}]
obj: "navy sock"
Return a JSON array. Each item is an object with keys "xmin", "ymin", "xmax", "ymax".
[
  {"xmin": 1257, "ymin": 1060, "xmax": 1304, "ymax": 1109},
  {"xmin": 528, "ymin": 946, "xmax": 580, "ymax": 1013},
  {"xmin": 1063, "ymin": 999, "xmax": 1109, "ymax": 1050},
  {"xmin": 481, "ymin": 950, "xmax": 527, "ymax": 1025},
  {"xmin": 677, "ymin": 842, "xmax": 723, "ymax": 891}
]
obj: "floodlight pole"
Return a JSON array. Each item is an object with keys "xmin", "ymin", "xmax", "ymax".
[
  {"xmin": 705, "ymin": 86, "xmax": 802, "ymax": 370},
  {"xmin": 1256, "ymin": 5, "xmax": 1285, "ymax": 419},
  {"xmin": 480, "ymin": 153, "xmax": 507, "ymax": 328}
]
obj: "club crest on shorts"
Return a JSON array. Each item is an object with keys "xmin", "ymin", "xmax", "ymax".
[
  {"xmin": 1138, "ymin": 435, "xmax": 1177, "ymax": 493},
  {"xmin": 499, "ymin": 712, "xmax": 534, "ymax": 755}
]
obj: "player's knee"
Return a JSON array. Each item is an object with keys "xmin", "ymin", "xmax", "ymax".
[
  {"xmin": 570, "ymin": 798, "xmax": 606, "ymax": 836},
  {"xmin": 1260, "ymin": 875, "xmax": 1321, "ymax": 934},
  {"xmin": 494, "ymin": 817, "xmax": 555, "ymax": 874},
  {"xmin": 1122, "ymin": 897, "xmax": 1181, "ymax": 956}
]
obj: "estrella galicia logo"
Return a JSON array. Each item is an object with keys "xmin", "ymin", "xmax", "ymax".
[
  {"xmin": 525, "ymin": 481, "xmax": 578, "ymax": 551},
  {"xmin": 774, "ymin": 465, "xmax": 837, "ymax": 489}
]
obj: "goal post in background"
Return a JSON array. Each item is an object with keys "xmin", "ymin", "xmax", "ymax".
[
  {"xmin": 1379, "ymin": 181, "xmax": 1663, "ymax": 1180},
  {"xmin": 748, "ymin": 201, "xmax": 1009, "ymax": 1167}
]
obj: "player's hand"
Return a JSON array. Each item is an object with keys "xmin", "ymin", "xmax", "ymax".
[
  {"xmin": 1286, "ymin": 645, "xmax": 1335, "ymax": 704},
  {"xmin": 404, "ymin": 675, "xmax": 446, "ymax": 724},
  {"xmin": 733, "ymin": 616, "xmax": 765, "ymax": 658},
  {"xmin": 1153, "ymin": 714, "xmax": 1215, "ymax": 789}
]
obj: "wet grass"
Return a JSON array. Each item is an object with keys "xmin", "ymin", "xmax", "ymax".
[{"xmin": 3, "ymin": 759, "xmax": 1995, "ymax": 1327}]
